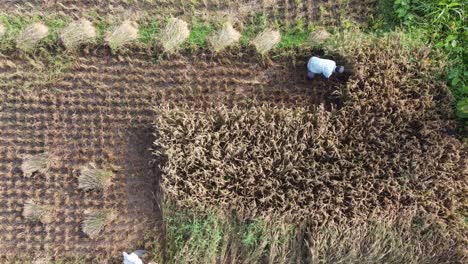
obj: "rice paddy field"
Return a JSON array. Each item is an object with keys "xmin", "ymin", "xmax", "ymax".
[
  {"xmin": 0, "ymin": 0, "xmax": 466, "ymax": 263},
  {"xmin": 0, "ymin": 0, "xmax": 376, "ymax": 24}
]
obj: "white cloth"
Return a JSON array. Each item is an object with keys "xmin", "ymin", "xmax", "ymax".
[
  {"xmin": 307, "ymin": 57, "xmax": 337, "ymax": 78},
  {"xmin": 123, "ymin": 252, "xmax": 143, "ymax": 264}
]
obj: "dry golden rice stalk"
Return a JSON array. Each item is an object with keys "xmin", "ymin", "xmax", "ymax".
[
  {"xmin": 160, "ymin": 17, "xmax": 190, "ymax": 53},
  {"xmin": 251, "ymin": 28, "xmax": 281, "ymax": 55},
  {"xmin": 82, "ymin": 210, "xmax": 116, "ymax": 239},
  {"xmin": 23, "ymin": 199, "xmax": 52, "ymax": 224},
  {"xmin": 0, "ymin": 23, "xmax": 5, "ymax": 38},
  {"xmin": 21, "ymin": 152, "xmax": 50, "ymax": 177},
  {"xmin": 78, "ymin": 162, "xmax": 114, "ymax": 191},
  {"xmin": 60, "ymin": 18, "xmax": 96, "ymax": 49},
  {"xmin": 105, "ymin": 20, "xmax": 138, "ymax": 50},
  {"xmin": 208, "ymin": 22, "xmax": 241, "ymax": 53},
  {"xmin": 309, "ymin": 28, "xmax": 330, "ymax": 44},
  {"xmin": 16, "ymin": 22, "xmax": 49, "ymax": 51},
  {"xmin": 32, "ymin": 257, "xmax": 51, "ymax": 264}
]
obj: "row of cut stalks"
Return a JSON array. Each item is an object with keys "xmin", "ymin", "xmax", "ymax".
[
  {"xmin": 0, "ymin": 17, "xmax": 281, "ymax": 54},
  {"xmin": 21, "ymin": 152, "xmax": 116, "ymax": 239}
]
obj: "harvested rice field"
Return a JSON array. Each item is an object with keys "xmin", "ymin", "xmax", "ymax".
[
  {"xmin": 0, "ymin": 50, "xmax": 347, "ymax": 261},
  {"xmin": 0, "ymin": 1, "xmax": 467, "ymax": 263},
  {"xmin": 0, "ymin": 0, "xmax": 376, "ymax": 25}
]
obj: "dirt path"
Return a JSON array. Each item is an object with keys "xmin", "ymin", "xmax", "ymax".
[{"xmin": 0, "ymin": 49, "xmax": 347, "ymax": 260}]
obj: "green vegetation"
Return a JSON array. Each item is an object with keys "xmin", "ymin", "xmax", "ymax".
[
  {"xmin": 43, "ymin": 17, "xmax": 68, "ymax": 43},
  {"xmin": 160, "ymin": 205, "xmax": 296, "ymax": 264},
  {"xmin": 164, "ymin": 208, "xmax": 225, "ymax": 263},
  {"xmin": 241, "ymin": 220, "xmax": 263, "ymax": 249},
  {"xmin": 457, "ymin": 98, "xmax": 468, "ymax": 118},
  {"xmin": 138, "ymin": 20, "xmax": 160, "ymax": 45},
  {"xmin": 158, "ymin": 206, "xmax": 464, "ymax": 263},
  {"xmin": 390, "ymin": 0, "xmax": 467, "ymax": 120},
  {"xmin": 87, "ymin": 11, "xmax": 110, "ymax": 45},
  {"xmin": 277, "ymin": 29, "xmax": 308, "ymax": 50},
  {"xmin": 186, "ymin": 22, "xmax": 213, "ymax": 49},
  {"xmin": 277, "ymin": 17, "xmax": 309, "ymax": 49},
  {"xmin": 239, "ymin": 13, "xmax": 269, "ymax": 47}
]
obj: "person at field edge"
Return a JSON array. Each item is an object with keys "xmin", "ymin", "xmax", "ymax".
[{"xmin": 307, "ymin": 56, "xmax": 344, "ymax": 79}]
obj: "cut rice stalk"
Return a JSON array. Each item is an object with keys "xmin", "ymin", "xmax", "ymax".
[
  {"xmin": 16, "ymin": 22, "xmax": 49, "ymax": 51},
  {"xmin": 208, "ymin": 22, "xmax": 241, "ymax": 53},
  {"xmin": 251, "ymin": 28, "xmax": 281, "ymax": 55},
  {"xmin": 105, "ymin": 20, "xmax": 138, "ymax": 50},
  {"xmin": 160, "ymin": 17, "xmax": 190, "ymax": 53},
  {"xmin": 23, "ymin": 199, "xmax": 52, "ymax": 224},
  {"xmin": 309, "ymin": 28, "xmax": 330, "ymax": 44},
  {"xmin": 60, "ymin": 18, "xmax": 96, "ymax": 49},
  {"xmin": 82, "ymin": 210, "xmax": 116, "ymax": 239},
  {"xmin": 78, "ymin": 162, "xmax": 114, "ymax": 191},
  {"xmin": 32, "ymin": 257, "xmax": 51, "ymax": 264},
  {"xmin": 21, "ymin": 152, "xmax": 50, "ymax": 177},
  {"xmin": 0, "ymin": 23, "xmax": 5, "ymax": 39}
]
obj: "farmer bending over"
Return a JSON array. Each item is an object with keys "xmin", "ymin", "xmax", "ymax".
[{"xmin": 307, "ymin": 56, "xmax": 344, "ymax": 79}]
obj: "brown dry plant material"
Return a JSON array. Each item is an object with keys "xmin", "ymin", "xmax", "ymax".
[
  {"xmin": 208, "ymin": 22, "xmax": 241, "ymax": 53},
  {"xmin": 251, "ymin": 28, "xmax": 281, "ymax": 54},
  {"xmin": 154, "ymin": 33, "xmax": 466, "ymax": 224},
  {"xmin": 82, "ymin": 210, "xmax": 116, "ymax": 239},
  {"xmin": 105, "ymin": 20, "xmax": 138, "ymax": 50},
  {"xmin": 23, "ymin": 199, "xmax": 52, "ymax": 224},
  {"xmin": 21, "ymin": 152, "xmax": 50, "ymax": 177},
  {"xmin": 16, "ymin": 22, "xmax": 49, "ymax": 51},
  {"xmin": 0, "ymin": 45, "xmax": 330, "ymax": 260},
  {"xmin": 160, "ymin": 17, "xmax": 190, "ymax": 53},
  {"xmin": 154, "ymin": 105, "xmax": 342, "ymax": 219},
  {"xmin": 0, "ymin": 27, "xmax": 466, "ymax": 261},
  {"xmin": 0, "ymin": 1, "xmax": 376, "ymax": 26},
  {"xmin": 0, "ymin": 23, "xmax": 5, "ymax": 38},
  {"xmin": 32, "ymin": 257, "xmax": 51, "ymax": 264},
  {"xmin": 78, "ymin": 162, "xmax": 114, "ymax": 191},
  {"xmin": 303, "ymin": 211, "xmax": 466, "ymax": 264},
  {"xmin": 60, "ymin": 18, "xmax": 96, "ymax": 49},
  {"xmin": 309, "ymin": 28, "xmax": 330, "ymax": 44}
]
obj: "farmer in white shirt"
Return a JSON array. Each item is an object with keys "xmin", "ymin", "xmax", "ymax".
[
  {"xmin": 307, "ymin": 56, "xmax": 344, "ymax": 79},
  {"xmin": 123, "ymin": 251, "xmax": 144, "ymax": 264}
]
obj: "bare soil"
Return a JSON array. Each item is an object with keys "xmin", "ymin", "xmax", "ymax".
[{"xmin": 0, "ymin": 48, "xmax": 347, "ymax": 259}]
